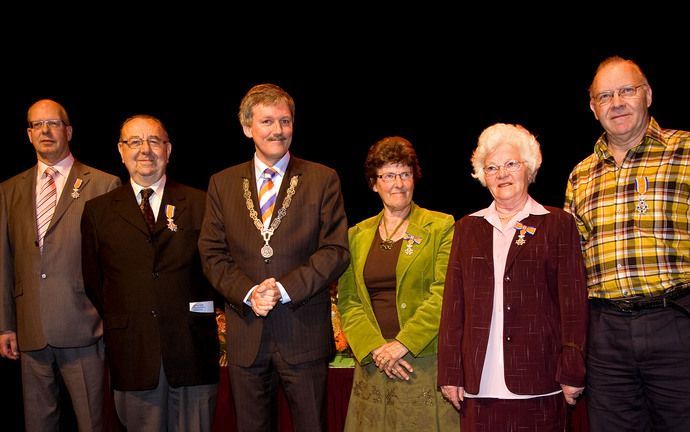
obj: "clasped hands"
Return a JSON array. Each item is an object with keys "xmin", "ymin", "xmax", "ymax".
[
  {"xmin": 372, "ymin": 340, "xmax": 413, "ymax": 381},
  {"xmin": 250, "ymin": 278, "xmax": 281, "ymax": 317}
]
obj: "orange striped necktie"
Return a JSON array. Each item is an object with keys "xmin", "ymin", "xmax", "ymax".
[{"xmin": 258, "ymin": 168, "xmax": 277, "ymax": 224}]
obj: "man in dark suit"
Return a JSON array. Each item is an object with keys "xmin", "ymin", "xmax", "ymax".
[
  {"xmin": 199, "ymin": 83, "xmax": 350, "ymax": 431},
  {"xmin": 81, "ymin": 115, "xmax": 219, "ymax": 432},
  {"xmin": 0, "ymin": 99, "xmax": 120, "ymax": 431}
]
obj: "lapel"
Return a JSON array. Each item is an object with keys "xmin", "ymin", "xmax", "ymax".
[
  {"xmin": 474, "ymin": 217, "xmax": 495, "ymax": 274},
  {"xmin": 504, "ymin": 214, "xmax": 546, "ymax": 274},
  {"xmin": 274, "ymin": 157, "xmax": 302, "ymax": 212},
  {"xmin": 113, "ymin": 184, "xmax": 151, "ymax": 236},
  {"xmin": 48, "ymin": 161, "xmax": 89, "ymax": 232},
  {"xmin": 350, "ymin": 216, "xmax": 379, "ymax": 298},
  {"xmin": 18, "ymin": 167, "xmax": 38, "ymax": 238},
  {"xmin": 153, "ymin": 181, "xmax": 187, "ymax": 237},
  {"xmin": 394, "ymin": 203, "xmax": 427, "ymax": 284},
  {"xmin": 241, "ymin": 161, "xmax": 261, "ymax": 215}
]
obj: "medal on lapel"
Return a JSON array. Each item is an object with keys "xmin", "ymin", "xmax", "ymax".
[
  {"xmin": 71, "ymin": 178, "xmax": 83, "ymax": 199},
  {"xmin": 635, "ymin": 176, "xmax": 648, "ymax": 214},
  {"xmin": 165, "ymin": 205, "xmax": 178, "ymax": 232},
  {"xmin": 514, "ymin": 222, "xmax": 536, "ymax": 246},
  {"xmin": 402, "ymin": 233, "xmax": 422, "ymax": 256}
]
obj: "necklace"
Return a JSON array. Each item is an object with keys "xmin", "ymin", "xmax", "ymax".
[
  {"xmin": 380, "ymin": 214, "xmax": 409, "ymax": 250},
  {"xmin": 497, "ymin": 211, "xmax": 519, "ymax": 221}
]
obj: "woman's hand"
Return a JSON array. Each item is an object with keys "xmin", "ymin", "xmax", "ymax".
[
  {"xmin": 561, "ymin": 384, "xmax": 584, "ymax": 405},
  {"xmin": 372, "ymin": 341, "xmax": 413, "ymax": 380},
  {"xmin": 440, "ymin": 385, "xmax": 464, "ymax": 411}
]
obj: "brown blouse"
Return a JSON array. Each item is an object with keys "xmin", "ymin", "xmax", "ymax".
[{"xmin": 363, "ymin": 229, "xmax": 402, "ymax": 339}]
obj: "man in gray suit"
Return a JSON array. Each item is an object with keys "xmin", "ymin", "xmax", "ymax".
[
  {"xmin": 199, "ymin": 83, "xmax": 350, "ymax": 431},
  {"xmin": 0, "ymin": 99, "xmax": 120, "ymax": 431}
]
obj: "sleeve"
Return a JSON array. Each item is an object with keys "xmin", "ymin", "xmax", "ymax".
[
  {"xmin": 80, "ymin": 201, "xmax": 104, "ymax": 317},
  {"xmin": 336, "ymin": 229, "xmax": 386, "ymax": 364},
  {"xmin": 555, "ymin": 212, "xmax": 588, "ymax": 387},
  {"xmin": 396, "ymin": 214, "xmax": 455, "ymax": 355},
  {"xmin": 0, "ymin": 185, "xmax": 16, "ymax": 331},
  {"xmin": 198, "ymin": 175, "xmax": 257, "ymax": 314},
  {"xmin": 279, "ymin": 168, "xmax": 351, "ymax": 307},
  {"xmin": 437, "ymin": 218, "xmax": 466, "ymax": 387}
]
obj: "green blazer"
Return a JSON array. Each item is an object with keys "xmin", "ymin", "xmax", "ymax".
[{"xmin": 337, "ymin": 203, "xmax": 454, "ymax": 364}]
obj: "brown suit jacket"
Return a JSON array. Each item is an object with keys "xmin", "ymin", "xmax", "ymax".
[
  {"xmin": 0, "ymin": 161, "xmax": 120, "ymax": 351},
  {"xmin": 81, "ymin": 181, "xmax": 219, "ymax": 390},
  {"xmin": 437, "ymin": 206, "xmax": 588, "ymax": 394},
  {"xmin": 199, "ymin": 156, "xmax": 350, "ymax": 367}
]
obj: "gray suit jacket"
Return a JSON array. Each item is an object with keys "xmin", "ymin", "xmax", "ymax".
[
  {"xmin": 0, "ymin": 161, "xmax": 120, "ymax": 351},
  {"xmin": 199, "ymin": 157, "xmax": 350, "ymax": 367}
]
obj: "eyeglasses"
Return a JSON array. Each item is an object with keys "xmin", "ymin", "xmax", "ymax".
[
  {"xmin": 483, "ymin": 160, "xmax": 523, "ymax": 176},
  {"xmin": 592, "ymin": 84, "xmax": 647, "ymax": 106},
  {"xmin": 120, "ymin": 137, "xmax": 168, "ymax": 149},
  {"xmin": 377, "ymin": 171, "xmax": 413, "ymax": 183},
  {"xmin": 29, "ymin": 119, "xmax": 67, "ymax": 130}
]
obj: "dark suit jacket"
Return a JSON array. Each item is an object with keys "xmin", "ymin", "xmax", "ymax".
[
  {"xmin": 0, "ymin": 161, "xmax": 120, "ymax": 351},
  {"xmin": 81, "ymin": 181, "xmax": 219, "ymax": 391},
  {"xmin": 199, "ymin": 156, "xmax": 350, "ymax": 367},
  {"xmin": 437, "ymin": 206, "xmax": 588, "ymax": 395}
]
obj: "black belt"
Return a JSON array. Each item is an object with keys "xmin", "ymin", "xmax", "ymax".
[{"xmin": 591, "ymin": 287, "xmax": 690, "ymax": 312}]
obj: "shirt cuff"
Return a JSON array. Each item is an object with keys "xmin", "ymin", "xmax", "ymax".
[{"xmin": 276, "ymin": 281, "xmax": 291, "ymax": 304}]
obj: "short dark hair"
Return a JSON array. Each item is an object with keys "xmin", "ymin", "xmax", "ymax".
[{"xmin": 364, "ymin": 136, "xmax": 421, "ymax": 188}]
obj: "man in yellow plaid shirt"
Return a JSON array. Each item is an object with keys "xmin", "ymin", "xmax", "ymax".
[{"xmin": 566, "ymin": 56, "xmax": 690, "ymax": 431}]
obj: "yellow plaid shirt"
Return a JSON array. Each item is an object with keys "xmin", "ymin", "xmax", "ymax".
[{"xmin": 565, "ymin": 118, "xmax": 690, "ymax": 299}]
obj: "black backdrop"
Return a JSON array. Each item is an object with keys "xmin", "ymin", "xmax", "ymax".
[{"xmin": 1, "ymin": 37, "xmax": 688, "ymax": 430}]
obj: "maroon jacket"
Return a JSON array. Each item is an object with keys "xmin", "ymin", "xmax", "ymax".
[{"xmin": 437, "ymin": 206, "xmax": 587, "ymax": 395}]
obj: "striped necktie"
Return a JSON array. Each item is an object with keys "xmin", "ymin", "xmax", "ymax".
[
  {"xmin": 258, "ymin": 168, "xmax": 277, "ymax": 225},
  {"xmin": 36, "ymin": 167, "xmax": 57, "ymax": 251}
]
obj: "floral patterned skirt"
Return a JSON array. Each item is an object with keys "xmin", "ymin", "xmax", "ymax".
[{"xmin": 344, "ymin": 353, "xmax": 460, "ymax": 431}]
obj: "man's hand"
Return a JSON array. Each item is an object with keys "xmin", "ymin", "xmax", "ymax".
[
  {"xmin": 250, "ymin": 278, "xmax": 281, "ymax": 317},
  {"xmin": 0, "ymin": 331, "xmax": 19, "ymax": 360}
]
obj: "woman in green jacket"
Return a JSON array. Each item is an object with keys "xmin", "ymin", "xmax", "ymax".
[{"xmin": 338, "ymin": 136, "xmax": 459, "ymax": 431}]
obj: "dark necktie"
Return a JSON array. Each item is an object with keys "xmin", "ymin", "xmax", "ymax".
[{"xmin": 140, "ymin": 188, "xmax": 156, "ymax": 232}]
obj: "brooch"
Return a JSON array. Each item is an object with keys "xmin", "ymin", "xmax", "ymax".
[
  {"xmin": 402, "ymin": 233, "xmax": 422, "ymax": 255},
  {"xmin": 165, "ymin": 204, "xmax": 178, "ymax": 232},
  {"xmin": 513, "ymin": 222, "xmax": 536, "ymax": 246}
]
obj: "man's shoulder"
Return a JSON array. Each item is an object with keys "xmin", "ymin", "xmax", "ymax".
[
  {"xmin": 74, "ymin": 161, "xmax": 119, "ymax": 183},
  {"xmin": 165, "ymin": 180, "xmax": 206, "ymax": 201},
  {"xmin": 291, "ymin": 157, "xmax": 337, "ymax": 176},
  {"xmin": 1, "ymin": 166, "xmax": 35, "ymax": 190}
]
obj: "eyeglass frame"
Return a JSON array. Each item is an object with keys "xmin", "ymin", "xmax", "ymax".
[
  {"xmin": 592, "ymin": 83, "xmax": 648, "ymax": 106},
  {"xmin": 119, "ymin": 136, "xmax": 169, "ymax": 150},
  {"xmin": 28, "ymin": 119, "xmax": 68, "ymax": 130},
  {"xmin": 483, "ymin": 160, "xmax": 523, "ymax": 176},
  {"xmin": 376, "ymin": 171, "xmax": 414, "ymax": 183}
]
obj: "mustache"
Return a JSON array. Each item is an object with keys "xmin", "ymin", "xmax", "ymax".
[{"xmin": 267, "ymin": 135, "xmax": 286, "ymax": 142}]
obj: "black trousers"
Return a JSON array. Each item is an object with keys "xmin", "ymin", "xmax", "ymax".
[{"xmin": 587, "ymin": 300, "xmax": 690, "ymax": 432}]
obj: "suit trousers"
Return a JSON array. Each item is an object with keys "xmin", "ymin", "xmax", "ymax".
[
  {"xmin": 229, "ymin": 324, "xmax": 329, "ymax": 432},
  {"xmin": 21, "ymin": 341, "xmax": 104, "ymax": 432},
  {"xmin": 114, "ymin": 362, "xmax": 217, "ymax": 432},
  {"xmin": 587, "ymin": 301, "xmax": 690, "ymax": 432}
]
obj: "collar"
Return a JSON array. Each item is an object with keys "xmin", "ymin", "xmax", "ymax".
[
  {"xmin": 254, "ymin": 152, "xmax": 290, "ymax": 180},
  {"xmin": 130, "ymin": 174, "xmax": 167, "ymax": 199},
  {"xmin": 471, "ymin": 195, "xmax": 549, "ymax": 222},
  {"xmin": 37, "ymin": 153, "xmax": 74, "ymax": 179},
  {"xmin": 594, "ymin": 117, "xmax": 667, "ymax": 161}
]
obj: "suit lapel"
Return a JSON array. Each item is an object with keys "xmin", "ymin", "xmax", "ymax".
[
  {"xmin": 504, "ymin": 214, "xmax": 545, "ymax": 274},
  {"xmin": 274, "ymin": 157, "xmax": 302, "ymax": 212},
  {"xmin": 475, "ymin": 218, "xmax": 495, "ymax": 274},
  {"xmin": 153, "ymin": 182, "xmax": 187, "ymax": 236},
  {"xmin": 113, "ymin": 184, "xmax": 150, "ymax": 236},
  {"xmin": 18, "ymin": 167, "xmax": 38, "ymax": 238},
  {"xmin": 395, "ymin": 204, "xmax": 426, "ymax": 283},
  {"xmin": 240, "ymin": 161, "xmax": 261, "ymax": 216},
  {"xmin": 48, "ymin": 162, "xmax": 88, "ymax": 231},
  {"xmin": 351, "ymin": 217, "xmax": 379, "ymax": 296}
]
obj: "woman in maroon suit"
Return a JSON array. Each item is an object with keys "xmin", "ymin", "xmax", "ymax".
[{"xmin": 437, "ymin": 123, "xmax": 588, "ymax": 431}]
